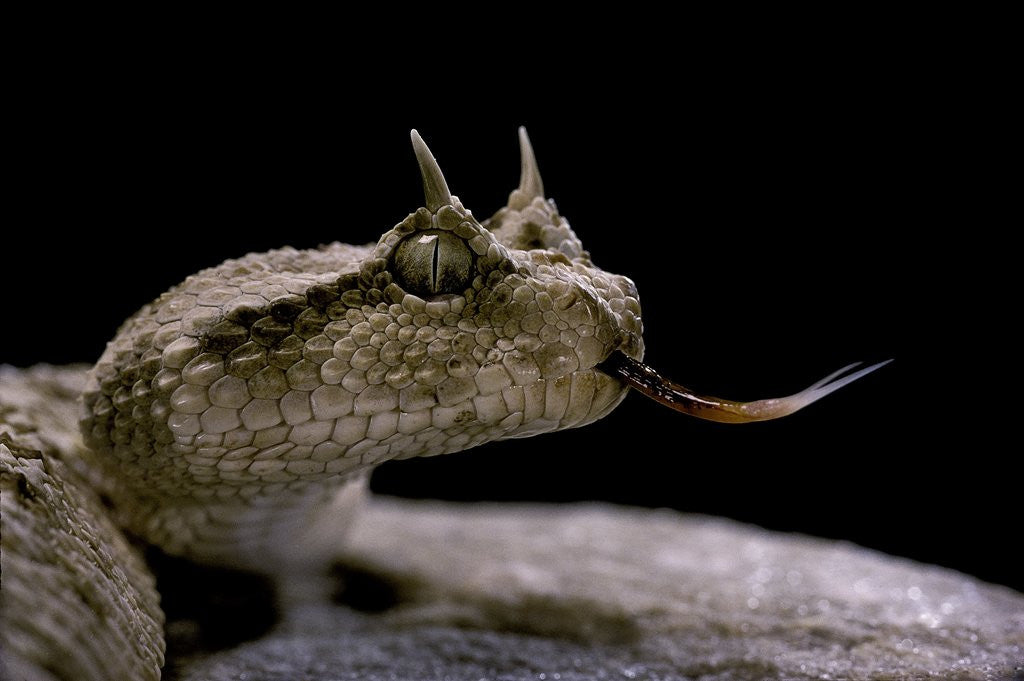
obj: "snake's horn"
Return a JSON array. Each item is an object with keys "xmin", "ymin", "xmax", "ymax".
[
  {"xmin": 517, "ymin": 126, "xmax": 544, "ymax": 200},
  {"xmin": 600, "ymin": 354, "xmax": 892, "ymax": 424},
  {"xmin": 410, "ymin": 129, "xmax": 453, "ymax": 212}
]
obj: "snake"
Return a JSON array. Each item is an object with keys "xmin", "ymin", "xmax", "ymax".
[{"xmin": 79, "ymin": 128, "xmax": 888, "ymax": 573}]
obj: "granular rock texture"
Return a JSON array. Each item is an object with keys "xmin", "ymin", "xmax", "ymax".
[{"xmin": 171, "ymin": 500, "xmax": 1024, "ymax": 680}]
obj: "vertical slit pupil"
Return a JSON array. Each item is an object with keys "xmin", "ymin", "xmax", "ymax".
[{"xmin": 430, "ymin": 239, "xmax": 440, "ymax": 293}]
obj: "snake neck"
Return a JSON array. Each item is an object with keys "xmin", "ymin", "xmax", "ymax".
[{"xmin": 109, "ymin": 469, "xmax": 370, "ymax": 573}]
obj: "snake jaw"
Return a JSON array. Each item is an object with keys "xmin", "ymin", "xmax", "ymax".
[{"xmin": 598, "ymin": 353, "xmax": 892, "ymax": 423}]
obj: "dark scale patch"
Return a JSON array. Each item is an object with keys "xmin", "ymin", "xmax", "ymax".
[
  {"xmin": 131, "ymin": 429, "xmax": 154, "ymax": 456},
  {"xmin": 340, "ymin": 289, "xmax": 364, "ymax": 307},
  {"xmin": 139, "ymin": 349, "xmax": 163, "ymax": 380},
  {"xmin": 267, "ymin": 335, "xmax": 304, "ymax": 370},
  {"xmin": 305, "ymin": 283, "xmax": 340, "ymax": 308},
  {"xmin": 325, "ymin": 301, "xmax": 348, "ymax": 320},
  {"xmin": 384, "ymin": 283, "xmax": 405, "ymax": 304},
  {"xmin": 131, "ymin": 381, "xmax": 153, "ymax": 406},
  {"xmin": 485, "ymin": 270, "xmax": 505, "ymax": 287},
  {"xmin": 250, "ymin": 317, "xmax": 292, "ymax": 346},
  {"xmin": 336, "ymin": 273, "xmax": 359, "ymax": 292},
  {"xmin": 111, "ymin": 423, "xmax": 132, "ymax": 445},
  {"xmin": 365, "ymin": 288, "xmax": 385, "ymax": 306},
  {"xmin": 269, "ymin": 295, "xmax": 307, "ymax": 321},
  {"xmin": 204, "ymin": 320, "xmax": 248, "ymax": 353},
  {"xmin": 100, "ymin": 373, "xmax": 122, "ymax": 396},
  {"xmin": 492, "ymin": 287, "xmax": 512, "ymax": 306},
  {"xmin": 359, "ymin": 258, "xmax": 387, "ymax": 289},
  {"xmin": 294, "ymin": 308, "xmax": 328, "ymax": 339},
  {"xmin": 247, "ymin": 366, "xmax": 289, "ymax": 400},
  {"xmin": 120, "ymin": 363, "xmax": 140, "ymax": 384},
  {"xmin": 112, "ymin": 386, "xmax": 133, "ymax": 411},
  {"xmin": 225, "ymin": 341, "xmax": 268, "ymax": 378},
  {"xmin": 224, "ymin": 303, "xmax": 266, "ymax": 326},
  {"xmin": 153, "ymin": 425, "xmax": 175, "ymax": 445},
  {"xmin": 544, "ymin": 252, "xmax": 572, "ymax": 267}
]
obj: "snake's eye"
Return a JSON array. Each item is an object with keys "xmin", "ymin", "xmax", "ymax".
[{"xmin": 392, "ymin": 230, "xmax": 474, "ymax": 296}]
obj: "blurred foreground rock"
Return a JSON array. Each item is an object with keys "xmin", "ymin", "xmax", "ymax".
[
  {"xmin": 2, "ymin": 365, "xmax": 1022, "ymax": 681},
  {"xmin": 172, "ymin": 500, "xmax": 1023, "ymax": 680}
]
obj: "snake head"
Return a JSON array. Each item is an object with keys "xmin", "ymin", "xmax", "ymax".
[
  {"xmin": 368, "ymin": 130, "xmax": 888, "ymax": 433},
  {"xmin": 348, "ymin": 130, "xmax": 644, "ymax": 452}
]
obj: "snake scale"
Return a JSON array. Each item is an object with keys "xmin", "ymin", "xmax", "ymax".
[{"xmin": 78, "ymin": 129, "xmax": 887, "ymax": 573}]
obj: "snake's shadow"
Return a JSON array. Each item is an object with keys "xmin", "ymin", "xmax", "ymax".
[
  {"xmin": 147, "ymin": 548, "xmax": 278, "ymax": 656},
  {"xmin": 152, "ymin": 547, "xmax": 639, "ymax": 668},
  {"xmin": 149, "ymin": 549, "xmax": 406, "ymax": 659}
]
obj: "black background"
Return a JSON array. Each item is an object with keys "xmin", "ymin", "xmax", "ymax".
[{"xmin": 7, "ymin": 48, "xmax": 1012, "ymax": 592}]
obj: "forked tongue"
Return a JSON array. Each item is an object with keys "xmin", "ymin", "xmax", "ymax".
[{"xmin": 600, "ymin": 354, "xmax": 891, "ymax": 424}]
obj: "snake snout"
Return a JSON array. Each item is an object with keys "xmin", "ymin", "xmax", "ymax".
[{"xmin": 546, "ymin": 277, "xmax": 644, "ymax": 378}]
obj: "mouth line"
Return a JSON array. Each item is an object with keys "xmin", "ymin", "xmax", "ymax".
[{"xmin": 596, "ymin": 351, "xmax": 891, "ymax": 424}]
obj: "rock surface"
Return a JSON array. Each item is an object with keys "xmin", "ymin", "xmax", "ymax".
[
  {"xmin": 170, "ymin": 499, "xmax": 1024, "ymax": 680},
  {"xmin": 1, "ymin": 365, "xmax": 1021, "ymax": 681}
]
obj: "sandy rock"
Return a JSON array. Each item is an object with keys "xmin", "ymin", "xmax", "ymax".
[{"xmin": 172, "ymin": 499, "xmax": 1024, "ymax": 680}]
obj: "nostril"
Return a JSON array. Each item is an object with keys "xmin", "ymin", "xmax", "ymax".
[
  {"xmin": 622, "ymin": 334, "xmax": 643, "ymax": 357},
  {"xmin": 607, "ymin": 330, "xmax": 643, "ymax": 362}
]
